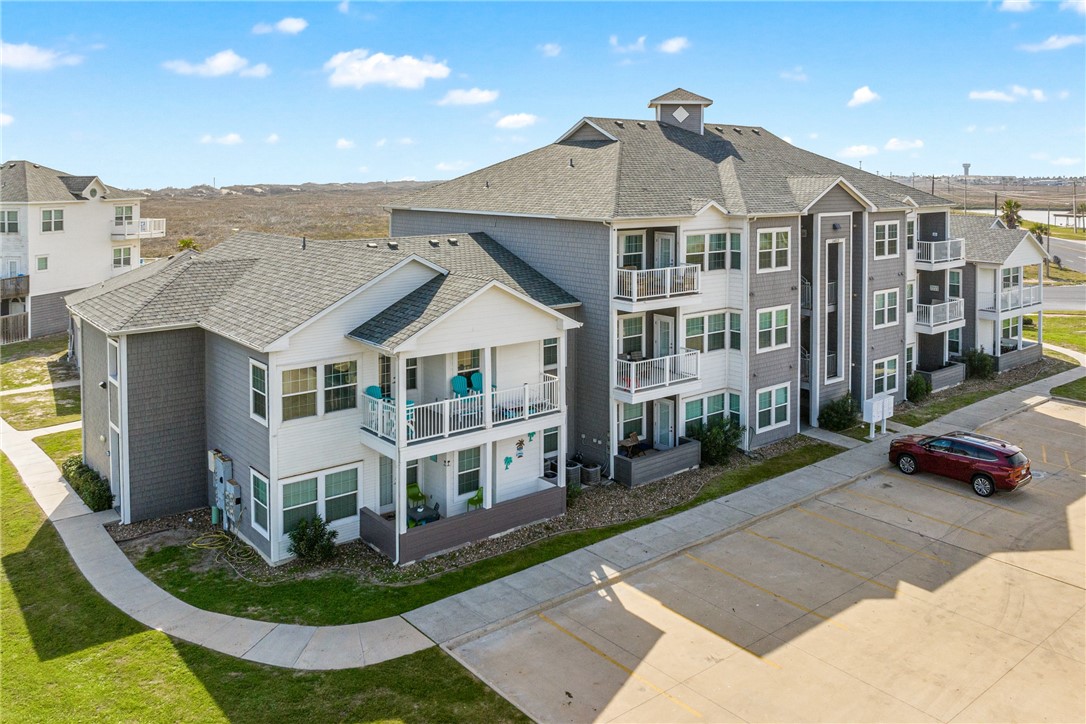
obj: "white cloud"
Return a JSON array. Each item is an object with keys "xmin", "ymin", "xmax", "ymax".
[
  {"xmin": 495, "ymin": 113, "xmax": 538, "ymax": 129},
  {"xmin": 164, "ymin": 49, "xmax": 269, "ymax": 78},
  {"xmin": 437, "ymin": 88, "xmax": 499, "ymax": 105},
  {"xmin": 781, "ymin": 136, "xmax": 793, "ymax": 144},
  {"xmin": 780, "ymin": 66, "xmax": 807, "ymax": 82},
  {"xmin": 885, "ymin": 138, "xmax": 924, "ymax": 151},
  {"xmin": 969, "ymin": 89, "xmax": 1016, "ymax": 102},
  {"xmin": 1058, "ymin": 90, "xmax": 1071, "ymax": 99},
  {"xmin": 1011, "ymin": 85, "xmax": 1046, "ymax": 101},
  {"xmin": 658, "ymin": 36, "xmax": 690, "ymax": 53},
  {"xmin": 357, "ymin": 165, "xmax": 368, "ymax": 173},
  {"xmin": 839, "ymin": 144, "xmax": 878, "ymax": 158},
  {"xmin": 0, "ymin": 41, "xmax": 82, "ymax": 70},
  {"xmin": 397, "ymin": 176, "xmax": 417, "ymax": 182},
  {"xmin": 847, "ymin": 86, "xmax": 880, "ymax": 107},
  {"xmin": 0, "ymin": 113, "xmax": 12, "ymax": 126},
  {"xmin": 1052, "ymin": 157, "xmax": 1081, "ymax": 166},
  {"xmin": 374, "ymin": 138, "xmax": 387, "ymax": 148},
  {"xmin": 999, "ymin": 0, "xmax": 1035, "ymax": 11},
  {"xmin": 1029, "ymin": 151, "xmax": 1049, "ymax": 161},
  {"xmin": 1019, "ymin": 34, "xmax": 1084, "ymax": 51},
  {"xmin": 538, "ymin": 43, "xmax": 561, "ymax": 57},
  {"xmin": 336, "ymin": 138, "xmax": 355, "ymax": 149},
  {"xmin": 1060, "ymin": 0, "xmax": 1086, "ymax": 14},
  {"xmin": 265, "ymin": 133, "xmax": 280, "ymax": 144},
  {"xmin": 253, "ymin": 17, "xmax": 307, "ymax": 34},
  {"xmin": 200, "ymin": 133, "xmax": 243, "ymax": 145},
  {"xmin": 808, "ymin": 132, "xmax": 819, "ymax": 139},
  {"xmin": 436, "ymin": 161, "xmax": 470, "ymax": 172},
  {"xmin": 397, "ymin": 137, "xmax": 415, "ymax": 145},
  {"xmin": 965, "ymin": 124, "xmax": 978, "ymax": 133},
  {"xmin": 609, "ymin": 35, "xmax": 646, "ymax": 53},
  {"xmin": 970, "ymin": 86, "xmax": 1048, "ymax": 102},
  {"xmin": 324, "ymin": 49, "xmax": 450, "ymax": 89},
  {"xmin": 338, "ymin": 0, "xmax": 350, "ymax": 13}
]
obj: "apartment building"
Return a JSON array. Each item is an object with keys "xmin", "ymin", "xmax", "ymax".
[{"xmin": 0, "ymin": 160, "xmax": 164, "ymax": 342}]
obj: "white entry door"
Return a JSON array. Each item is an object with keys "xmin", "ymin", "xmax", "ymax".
[
  {"xmin": 654, "ymin": 399, "xmax": 674, "ymax": 450},
  {"xmin": 654, "ymin": 314, "xmax": 675, "ymax": 359},
  {"xmin": 654, "ymin": 232, "xmax": 676, "ymax": 268}
]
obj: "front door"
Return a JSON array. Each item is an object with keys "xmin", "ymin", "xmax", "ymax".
[
  {"xmin": 654, "ymin": 314, "xmax": 675, "ymax": 359},
  {"xmin": 654, "ymin": 399, "xmax": 674, "ymax": 450},
  {"xmin": 654, "ymin": 232, "xmax": 675, "ymax": 269}
]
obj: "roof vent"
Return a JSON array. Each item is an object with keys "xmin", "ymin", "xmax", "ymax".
[
  {"xmin": 569, "ymin": 158, "xmax": 574, "ymax": 168},
  {"xmin": 301, "ymin": 236, "xmax": 307, "ymax": 250},
  {"xmin": 637, "ymin": 122, "xmax": 646, "ymax": 129},
  {"xmin": 484, "ymin": 180, "xmax": 489, "ymax": 189},
  {"xmin": 387, "ymin": 241, "xmax": 399, "ymax": 250},
  {"xmin": 429, "ymin": 238, "xmax": 440, "ymax": 247},
  {"xmin": 732, "ymin": 128, "xmax": 742, "ymax": 134},
  {"xmin": 447, "ymin": 237, "xmax": 459, "ymax": 245},
  {"xmin": 715, "ymin": 126, "xmax": 723, "ymax": 132},
  {"xmin": 615, "ymin": 120, "xmax": 624, "ymax": 128},
  {"xmin": 366, "ymin": 241, "xmax": 378, "ymax": 248},
  {"xmin": 33, "ymin": 164, "xmax": 40, "ymax": 168},
  {"xmin": 751, "ymin": 128, "xmax": 761, "ymax": 135}
]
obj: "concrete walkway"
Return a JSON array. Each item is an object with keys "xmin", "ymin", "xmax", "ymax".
[
  {"xmin": 0, "ymin": 378, "xmax": 81, "ymax": 396},
  {"xmin": 2, "ymin": 347, "xmax": 1083, "ymax": 670}
]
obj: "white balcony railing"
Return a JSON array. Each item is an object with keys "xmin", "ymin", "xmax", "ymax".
[
  {"xmin": 361, "ymin": 375, "xmax": 560, "ymax": 444},
  {"xmin": 916, "ymin": 298, "xmax": 965, "ymax": 328},
  {"xmin": 615, "ymin": 264, "xmax": 700, "ymax": 302},
  {"xmin": 800, "ymin": 347, "xmax": 810, "ymax": 382},
  {"xmin": 978, "ymin": 285, "xmax": 1042, "ymax": 313},
  {"xmin": 616, "ymin": 349, "xmax": 700, "ymax": 393},
  {"xmin": 801, "ymin": 276, "xmax": 812, "ymax": 310},
  {"xmin": 111, "ymin": 218, "xmax": 166, "ymax": 239},
  {"xmin": 916, "ymin": 238, "xmax": 964, "ymax": 265}
]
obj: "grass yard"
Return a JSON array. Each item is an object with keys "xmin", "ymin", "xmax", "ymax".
[
  {"xmin": 0, "ymin": 333, "xmax": 78, "ymax": 391},
  {"xmin": 1024, "ymin": 263, "xmax": 1086, "ymax": 285},
  {"xmin": 33, "ymin": 428, "xmax": 83, "ymax": 467},
  {"xmin": 1051, "ymin": 376, "xmax": 1086, "ymax": 402},
  {"xmin": 0, "ymin": 387, "xmax": 81, "ymax": 430},
  {"xmin": 136, "ymin": 442, "xmax": 841, "ymax": 626},
  {"xmin": 1025, "ymin": 311, "xmax": 1086, "ymax": 355},
  {"xmin": 0, "ymin": 453, "xmax": 526, "ymax": 723}
]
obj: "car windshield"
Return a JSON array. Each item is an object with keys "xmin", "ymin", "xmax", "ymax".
[{"xmin": 1008, "ymin": 451, "xmax": 1028, "ymax": 467}]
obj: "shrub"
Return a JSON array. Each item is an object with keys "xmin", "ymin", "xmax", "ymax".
[
  {"xmin": 817, "ymin": 394, "xmax": 858, "ymax": 431},
  {"xmin": 287, "ymin": 515, "xmax": 338, "ymax": 562},
  {"xmin": 686, "ymin": 419, "xmax": 744, "ymax": 465},
  {"xmin": 61, "ymin": 454, "xmax": 115, "ymax": 512},
  {"xmin": 906, "ymin": 373, "xmax": 932, "ymax": 403},
  {"xmin": 963, "ymin": 347, "xmax": 995, "ymax": 380},
  {"xmin": 565, "ymin": 482, "xmax": 582, "ymax": 507}
]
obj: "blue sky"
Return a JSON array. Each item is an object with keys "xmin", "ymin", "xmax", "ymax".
[{"xmin": 2, "ymin": 1, "xmax": 1084, "ymax": 188}]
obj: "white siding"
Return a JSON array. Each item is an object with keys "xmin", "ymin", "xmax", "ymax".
[
  {"xmin": 493, "ymin": 341, "xmax": 542, "ymax": 388},
  {"xmin": 1004, "ymin": 239, "xmax": 1046, "ymax": 270},
  {"xmin": 493, "ymin": 433, "xmax": 545, "ymax": 504}
]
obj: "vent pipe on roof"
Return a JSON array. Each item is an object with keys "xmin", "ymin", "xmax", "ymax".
[
  {"xmin": 569, "ymin": 158, "xmax": 574, "ymax": 168},
  {"xmin": 484, "ymin": 180, "xmax": 489, "ymax": 189},
  {"xmin": 301, "ymin": 236, "xmax": 306, "ymax": 250}
]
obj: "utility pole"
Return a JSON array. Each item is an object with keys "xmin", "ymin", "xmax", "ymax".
[
  {"xmin": 962, "ymin": 163, "xmax": 970, "ymax": 212},
  {"xmin": 931, "ymin": 175, "xmax": 936, "ymax": 195},
  {"xmin": 1074, "ymin": 180, "xmax": 1079, "ymax": 233},
  {"xmin": 994, "ymin": 193, "xmax": 998, "ymax": 217}
]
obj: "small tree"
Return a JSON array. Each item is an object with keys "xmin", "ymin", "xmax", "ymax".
[
  {"xmin": 685, "ymin": 419, "xmax": 744, "ymax": 465},
  {"xmin": 1000, "ymin": 199, "xmax": 1022, "ymax": 229},
  {"xmin": 963, "ymin": 347, "xmax": 995, "ymax": 380},
  {"xmin": 906, "ymin": 373, "xmax": 932, "ymax": 403},
  {"xmin": 287, "ymin": 515, "xmax": 338, "ymax": 562},
  {"xmin": 818, "ymin": 395, "xmax": 858, "ymax": 431},
  {"xmin": 177, "ymin": 238, "xmax": 200, "ymax": 252}
]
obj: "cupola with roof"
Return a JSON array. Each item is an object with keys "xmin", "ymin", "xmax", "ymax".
[{"xmin": 647, "ymin": 88, "xmax": 714, "ymax": 135}]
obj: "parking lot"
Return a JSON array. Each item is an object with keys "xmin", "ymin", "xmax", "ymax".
[{"xmin": 450, "ymin": 401, "xmax": 1085, "ymax": 723}]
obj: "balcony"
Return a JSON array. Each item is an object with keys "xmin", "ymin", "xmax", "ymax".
[
  {"xmin": 801, "ymin": 276, "xmax": 812, "ymax": 311},
  {"xmin": 915, "ymin": 298, "xmax": 965, "ymax": 334},
  {"xmin": 915, "ymin": 238, "xmax": 965, "ymax": 270},
  {"xmin": 111, "ymin": 218, "xmax": 166, "ymax": 240},
  {"xmin": 1, "ymin": 275, "xmax": 29, "ymax": 299},
  {"xmin": 978, "ymin": 285, "xmax": 1042, "ymax": 315},
  {"xmin": 615, "ymin": 349, "xmax": 700, "ymax": 399},
  {"xmin": 615, "ymin": 264, "xmax": 700, "ymax": 309}
]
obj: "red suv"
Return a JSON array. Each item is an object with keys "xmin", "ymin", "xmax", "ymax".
[{"xmin": 888, "ymin": 431, "xmax": 1032, "ymax": 497}]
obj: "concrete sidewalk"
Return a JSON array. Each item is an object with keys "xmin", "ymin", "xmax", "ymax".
[
  {"xmin": 2, "ymin": 347, "xmax": 1083, "ymax": 670},
  {"xmin": 0, "ymin": 378, "xmax": 81, "ymax": 397}
]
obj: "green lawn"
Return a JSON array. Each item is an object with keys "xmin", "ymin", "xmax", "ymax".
[
  {"xmin": 137, "ymin": 442, "xmax": 841, "ymax": 626},
  {"xmin": 0, "ymin": 386, "xmax": 81, "ymax": 430},
  {"xmin": 0, "ymin": 452, "xmax": 526, "ymax": 723},
  {"xmin": 1025, "ymin": 312, "xmax": 1086, "ymax": 354},
  {"xmin": 32, "ymin": 428, "xmax": 83, "ymax": 467},
  {"xmin": 1026, "ymin": 222, "xmax": 1086, "ymax": 243},
  {"xmin": 0, "ymin": 333, "xmax": 78, "ymax": 391},
  {"xmin": 1051, "ymin": 376, "xmax": 1086, "ymax": 402},
  {"xmin": 1024, "ymin": 263, "xmax": 1086, "ymax": 285}
]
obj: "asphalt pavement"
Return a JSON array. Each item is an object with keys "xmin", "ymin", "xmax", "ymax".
[
  {"xmin": 1044, "ymin": 234, "xmax": 1086, "ymax": 274},
  {"xmin": 1043, "ymin": 284, "xmax": 1086, "ymax": 312}
]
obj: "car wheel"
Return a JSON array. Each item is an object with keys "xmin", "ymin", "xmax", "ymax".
[
  {"xmin": 897, "ymin": 454, "xmax": 917, "ymax": 475},
  {"xmin": 972, "ymin": 474, "xmax": 995, "ymax": 497}
]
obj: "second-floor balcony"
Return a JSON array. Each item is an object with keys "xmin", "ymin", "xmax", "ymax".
[
  {"xmin": 1, "ymin": 275, "xmax": 29, "ymax": 299},
  {"xmin": 616, "ymin": 348, "xmax": 700, "ymax": 395},
  {"xmin": 915, "ymin": 238, "xmax": 965, "ymax": 270},
  {"xmin": 916, "ymin": 298, "xmax": 965, "ymax": 334},
  {"xmin": 615, "ymin": 264, "xmax": 700, "ymax": 306},
  {"xmin": 978, "ymin": 285, "xmax": 1042, "ymax": 314},
  {"xmin": 111, "ymin": 218, "xmax": 166, "ymax": 240}
]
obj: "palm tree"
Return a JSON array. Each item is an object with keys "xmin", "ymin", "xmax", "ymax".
[
  {"xmin": 1000, "ymin": 198, "xmax": 1022, "ymax": 229},
  {"xmin": 177, "ymin": 238, "xmax": 200, "ymax": 252}
]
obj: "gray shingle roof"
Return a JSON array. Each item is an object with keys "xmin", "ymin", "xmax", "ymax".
[
  {"xmin": 348, "ymin": 274, "xmax": 490, "ymax": 350},
  {"xmin": 649, "ymin": 88, "xmax": 713, "ymax": 105},
  {"xmin": 391, "ymin": 116, "xmax": 950, "ymax": 219},
  {"xmin": 950, "ymin": 214, "xmax": 1044, "ymax": 265},
  {"xmin": 68, "ymin": 231, "xmax": 579, "ymax": 350},
  {"xmin": 1, "ymin": 160, "xmax": 133, "ymax": 202}
]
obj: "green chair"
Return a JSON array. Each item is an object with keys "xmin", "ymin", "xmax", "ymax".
[
  {"xmin": 466, "ymin": 488, "xmax": 484, "ymax": 511},
  {"xmin": 406, "ymin": 482, "xmax": 426, "ymax": 507}
]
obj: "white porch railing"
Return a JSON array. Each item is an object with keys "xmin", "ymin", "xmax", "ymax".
[
  {"xmin": 916, "ymin": 298, "xmax": 964, "ymax": 327},
  {"xmin": 615, "ymin": 264, "xmax": 700, "ymax": 302},
  {"xmin": 801, "ymin": 276, "xmax": 812, "ymax": 310},
  {"xmin": 800, "ymin": 347, "xmax": 810, "ymax": 382},
  {"xmin": 916, "ymin": 238, "xmax": 964, "ymax": 264},
  {"xmin": 616, "ymin": 349, "xmax": 699, "ymax": 393},
  {"xmin": 112, "ymin": 218, "xmax": 166, "ymax": 239},
  {"xmin": 978, "ymin": 285, "xmax": 1042, "ymax": 312}
]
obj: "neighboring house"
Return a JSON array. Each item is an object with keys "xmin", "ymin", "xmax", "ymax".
[
  {"xmin": 949, "ymin": 214, "xmax": 1048, "ymax": 373},
  {"xmin": 67, "ymin": 231, "xmax": 581, "ymax": 565},
  {"xmin": 0, "ymin": 160, "xmax": 164, "ymax": 342},
  {"xmin": 388, "ymin": 88, "xmax": 963, "ymax": 485}
]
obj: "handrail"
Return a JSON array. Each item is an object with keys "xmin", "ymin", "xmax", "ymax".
[
  {"xmin": 800, "ymin": 277, "xmax": 812, "ymax": 310},
  {"xmin": 978, "ymin": 285, "xmax": 1041, "ymax": 312},
  {"xmin": 616, "ymin": 349, "xmax": 699, "ymax": 393},
  {"xmin": 916, "ymin": 238, "xmax": 964, "ymax": 263},
  {"xmin": 916, "ymin": 298, "xmax": 964, "ymax": 326},
  {"xmin": 615, "ymin": 263, "xmax": 700, "ymax": 302}
]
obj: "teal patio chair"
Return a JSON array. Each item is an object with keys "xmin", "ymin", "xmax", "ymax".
[
  {"xmin": 469, "ymin": 371, "xmax": 484, "ymax": 394},
  {"xmin": 451, "ymin": 375, "xmax": 471, "ymax": 398},
  {"xmin": 364, "ymin": 385, "xmax": 383, "ymax": 400}
]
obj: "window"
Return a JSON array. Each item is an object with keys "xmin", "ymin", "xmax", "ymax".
[
  {"xmin": 457, "ymin": 447, "xmax": 481, "ymax": 497},
  {"xmin": 906, "ymin": 220, "xmax": 915, "ymax": 250},
  {"xmin": 1, "ymin": 210, "xmax": 17, "ymax": 233},
  {"xmin": 324, "ymin": 361, "xmax": 357, "ymax": 413},
  {"xmin": 756, "ymin": 383, "xmax": 789, "ymax": 432},
  {"xmin": 948, "ymin": 328, "xmax": 961, "ymax": 356},
  {"xmin": 685, "ymin": 391, "xmax": 741, "ymax": 433},
  {"xmin": 874, "ymin": 221, "xmax": 899, "ymax": 258},
  {"xmin": 619, "ymin": 316, "xmax": 644, "ymax": 356},
  {"xmin": 618, "ymin": 232, "xmax": 645, "ymax": 269},
  {"xmin": 282, "ymin": 367, "xmax": 317, "ymax": 421},
  {"xmin": 621, "ymin": 402, "xmax": 644, "ymax": 439},
  {"xmin": 1002, "ymin": 316, "xmax": 1021, "ymax": 340},
  {"xmin": 543, "ymin": 338, "xmax": 558, "ymax": 373},
  {"xmin": 107, "ymin": 338, "xmax": 119, "ymax": 381},
  {"xmin": 41, "ymin": 209, "xmax": 64, "ymax": 232},
  {"xmin": 456, "ymin": 349, "xmax": 480, "ymax": 379},
  {"xmin": 685, "ymin": 232, "xmax": 737, "ymax": 271},
  {"xmin": 405, "ymin": 357, "xmax": 418, "ymax": 390},
  {"xmin": 757, "ymin": 229, "xmax": 790, "ymax": 271},
  {"xmin": 114, "ymin": 206, "xmax": 133, "ymax": 226},
  {"xmin": 906, "ymin": 345, "xmax": 915, "ymax": 376},
  {"xmin": 874, "ymin": 289, "xmax": 899, "ymax": 328},
  {"xmin": 685, "ymin": 311, "xmax": 740, "ymax": 352},
  {"xmin": 874, "ymin": 356, "xmax": 898, "ymax": 395},
  {"xmin": 730, "ymin": 233, "xmax": 742, "ymax": 270},
  {"xmin": 729, "ymin": 312, "xmax": 742, "ymax": 350},
  {"xmin": 543, "ymin": 427, "xmax": 559, "ymax": 459},
  {"xmin": 379, "ymin": 355, "xmax": 393, "ymax": 398},
  {"xmin": 113, "ymin": 247, "xmax": 132, "ymax": 268},
  {"xmin": 35, "ymin": 256, "xmax": 48, "ymax": 272},
  {"xmin": 251, "ymin": 470, "xmax": 269, "ymax": 534},
  {"xmin": 1001, "ymin": 267, "xmax": 1020, "ymax": 290},
  {"xmin": 906, "ymin": 281, "xmax": 915, "ymax": 314},
  {"xmin": 949, "ymin": 270, "xmax": 961, "ymax": 299},
  {"xmin": 324, "ymin": 468, "xmax": 358, "ymax": 523},
  {"xmin": 282, "ymin": 478, "xmax": 318, "ymax": 533},
  {"xmin": 250, "ymin": 360, "xmax": 267, "ymax": 423},
  {"xmin": 379, "ymin": 457, "xmax": 393, "ymax": 507},
  {"xmin": 757, "ymin": 306, "xmax": 790, "ymax": 352}
]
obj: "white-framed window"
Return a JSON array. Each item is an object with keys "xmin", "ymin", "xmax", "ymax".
[
  {"xmin": 250, "ymin": 469, "xmax": 269, "ymax": 534},
  {"xmin": 324, "ymin": 360, "xmax": 357, "ymax": 413},
  {"xmin": 456, "ymin": 349, "xmax": 480, "ymax": 380},
  {"xmin": 35, "ymin": 255, "xmax": 48, "ymax": 272},
  {"xmin": 949, "ymin": 270, "xmax": 961, "ymax": 299},
  {"xmin": 905, "ymin": 281, "xmax": 915, "ymax": 314},
  {"xmin": 250, "ymin": 360, "xmax": 268, "ymax": 423},
  {"xmin": 948, "ymin": 328, "xmax": 961, "ymax": 356},
  {"xmin": 618, "ymin": 315, "xmax": 644, "ymax": 356},
  {"xmin": 1002, "ymin": 316, "xmax": 1021, "ymax": 340},
  {"xmin": 621, "ymin": 402, "xmax": 644, "ymax": 439},
  {"xmin": 543, "ymin": 337, "xmax": 558, "ymax": 373},
  {"xmin": 405, "ymin": 357, "xmax": 418, "ymax": 390},
  {"xmin": 41, "ymin": 209, "xmax": 64, "ymax": 233},
  {"xmin": 379, "ymin": 354, "xmax": 393, "ymax": 398},
  {"xmin": 282, "ymin": 367, "xmax": 317, "ymax": 421},
  {"xmin": 114, "ymin": 205, "xmax": 133, "ymax": 226},
  {"xmin": 757, "ymin": 228, "xmax": 790, "ymax": 271},
  {"xmin": 282, "ymin": 477, "xmax": 318, "ymax": 533},
  {"xmin": 107, "ymin": 338, "xmax": 120, "ymax": 381},
  {"xmin": 1, "ymin": 210, "xmax": 17, "ymax": 233},
  {"xmin": 113, "ymin": 246, "xmax": 133, "ymax": 268},
  {"xmin": 874, "ymin": 221, "xmax": 899, "ymax": 258},
  {"xmin": 684, "ymin": 391, "xmax": 741, "ymax": 433},
  {"xmin": 618, "ymin": 231, "xmax": 645, "ymax": 269},
  {"xmin": 1001, "ymin": 267, "xmax": 1020, "ymax": 290},
  {"xmin": 756, "ymin": 383, "xmax": 790, "ymax": 432},
  {"xmin": 729, "ymin": 312, "xmax": 742, "ymax": 350},
  {"xmin": 457, "ymin": 447, "xmax": 481, "ymax": 497},
  {"xmin": 684, "ymin": 311, "xmax": 741, "ymax": 352},
  {"xmin": 906, "ymin": 345, "xmax": 915, "ymax": 376},
  {"xmin": 906, "ymin": 219, "xmax": 915, "ymax": 250},
  {"xmin": 543, "ymin": 426, "xmax": 559, "ymax": 460},
  {"xmin": 685, "ymin": 231, "xmax": 740, "ymax": 271},
  {"xmin": 280, "ymin": 465, "xmax": 360, "ymax": 534},
  {"xmin": 874, "ymin": 289, "xmax": 899, "ymax": 328},
  {"xmin": 323, "ymin": 467, "xmax": 359, "ymax": 523},
  {"xmin": 873, "ymin": 356, "xmax": 899, "ymax": 395},
  {"xmin": 730, "ymin": 232, "xmax": 742, "ymax": 270},
  {"xmin": 756, "ymin": 305, "xmax": 790, "ymax": 352}
]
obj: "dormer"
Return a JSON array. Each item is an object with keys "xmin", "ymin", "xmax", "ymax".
[
  {"xmin": 60, "ymin": 175, "xmax": 107, "ymax": 201},
  {"xmin": 648, "ymin": 88, "xmax": 713, "ymax": 135}
]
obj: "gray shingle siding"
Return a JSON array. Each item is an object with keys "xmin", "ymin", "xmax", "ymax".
[
  {"xmin": 79, "ymin": 321, "xmax": 110, "ymax": 479},
  {"xmin": 919, "ymin": 211, "xmax": 947, "ymax": 241},
  {"xmin": 962, "ymin": 265, "xmax": 977, "ymax": 351},
  {"xmin": 656, "ymin": 104, "xmax": 703, "ymax": 134},
  {"xmin": 865, "ymin": 212, "xmax": 908, "ymax": 404},
  {"xmin": 815, "ymin": 210, "xmax": 853, "ymax": 406},
  {"xmin": 808, "ymin": 185, "xmax": 863, "ymax": 216},
  {"xmin": 126, "ymin": 329, "xmax": 207, "ymax": 521},
  {"xmin": 204, "ymin": 333, "xmax": 271, "ymax": 556},
  {"xmin": 850, "ymin": 211, "xmax": 865, "ymax": 400},
  {"xmin": 30, "ymin": 289, "xmax": 76, "ymax": 337},
  {"xmin": 391, "ymin": 210, "xmax": 609, "ymax": 463}
]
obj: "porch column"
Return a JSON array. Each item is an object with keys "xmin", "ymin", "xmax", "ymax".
[
  {"xmin": 482, "ymin": 439, "xmax": 493, "ymax": 508},
  {"xmin": 396, "ymin": 454, "xmax": 408, "ymax": 536},
  {"xmin": 609, "ymin": 312, "xmax": 620, "ymax": 464},
  {"xmin": 1038, "ymin": 311, "xmax": 1044, "ymax": 346},
  {"xmin": 483, "ymin": 345, "xmax": 493, "ymax": 429},
  {"xmin": 557, "ymin": 420, "xmax": 566, "ymax": 489},
  {"xmin": 396, "ymin": 354, "xmax": 408, "ymax": 442}
]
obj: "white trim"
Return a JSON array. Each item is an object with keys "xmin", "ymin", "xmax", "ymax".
[
  {"xmin": 249, "ymin": 359, "xmax": 269, "ymax": 425},
  {"xmin": 873, "ymin": 220, "xmax": 901, "ymax": 259},
  {"xmin": 873, "ymin": 287, "xmax": 900, "ymax": 329},
  {"xmin": 756, "ymin": 304, "xmax": 791, "ymax": 353},
  {"xmin": 117, "ymin": 335, "xmax": 131, "ymax": 524},
  {"xmin": 682, "ymin": 309, "xmax": 740, "ymax": 353},
  {"xmin": 277, "ymin": 461, "xmax": 362, "ymax": 538},
  {"xmin": 800, "ymin": 177, "xmax": 876, "ymax": 213},
  {"xmin": 873, "ymin": 355, "xmax": 899, "ymax": 395},
  {"xmin": 755, "ymin": 382, "xmax": 790, "ymax": 433},
  {"xmin": 617, "ymin": 312, "xmax": 646, "ymax": 356},
  {"xmin": 555, "ymin": 117, "xmax": 619, "ymax": 143},
  {"xmin": 755, "ymin": 227, "xmax": 792, "ymax": 273},
  {"xmin": 250, "ymin": 468, "xmax": 270, "ymax": 535},
  {"xmin": 278, "ymin": 356, "xmax": 359, "ymax": 423},
  {"xmin": 617, "ymin": 229, "xmax": 647, "ymax": 269},
  {"xmin": 693, "ymin": 200, "xmax": 729, "ymax": 216}
]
